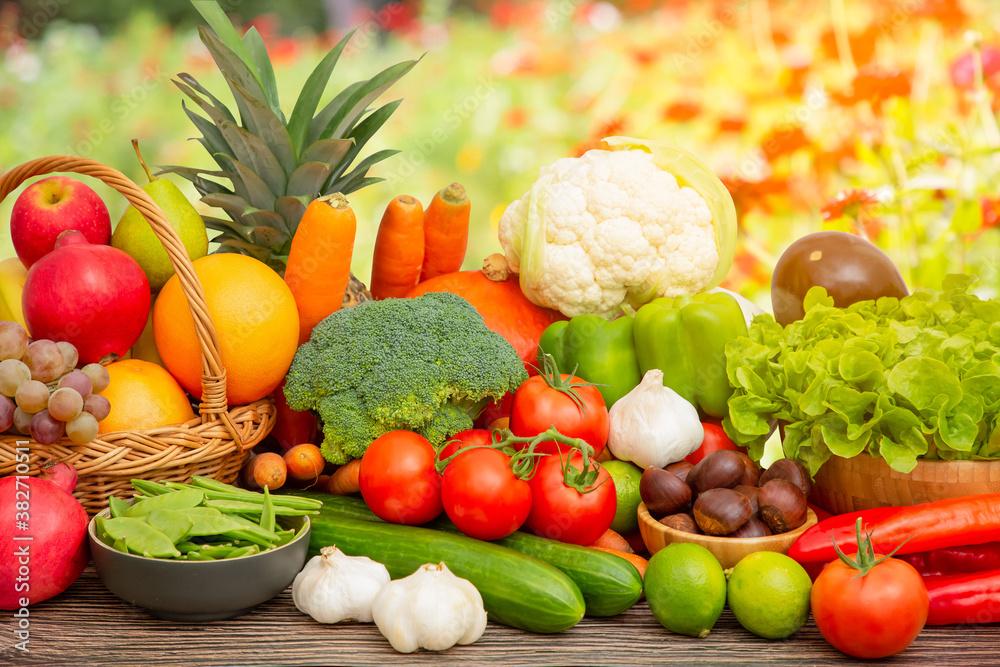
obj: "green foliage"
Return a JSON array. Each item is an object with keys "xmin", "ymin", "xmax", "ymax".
[
  {"xmin": 723, "ymin": 277, "xmax": 1000, "ymax": 474},
  {"xmin": 283, "ymin": 292, "xmax": 528, "ymax": 464},
  {"xmin": 19, "ymin": 0, "xmax": 326, "ymax": 37}
]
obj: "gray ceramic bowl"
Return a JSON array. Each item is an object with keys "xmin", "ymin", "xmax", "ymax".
[{"xmin": 88, "ymin": 509, "xmax": 310, "ymax": 622}]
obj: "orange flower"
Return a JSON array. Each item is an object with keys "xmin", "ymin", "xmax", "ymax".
[
  {"xmin": 761, "ymin": 125, "xmax": 811, "ymax": 161},
  {"xmin": 663, "ymin": 101, "xmax": 701, "ymax": 122},
  {"xmin": 834, "ymin": 66, "xmax": 911, "ymax": 107},
  {"xmin": 981, "ymin": 196, "xmax": 1000, "ymax": 229},
  {"xmin": 913, "ymin": 0, "xmax": 968, "ymax": 33},
  {"xmin": 821, "ymin": 188, "xmax": 885, "ymax": 239},
  {"xmin": 504, "ymin": 107, "xmax": 528, "ymax": 129}
]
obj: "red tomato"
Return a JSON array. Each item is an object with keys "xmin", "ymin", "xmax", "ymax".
[
  {"xmin": 441, "ymin": 447, "xmax": 532, "ymax": 540},
  {"xmin": 476, "ymin": 392, "xmax": 514, "ymax": 428},
  {"xmin": 438, "ymin": 428, "xmax": 493, "ymax": 464},
  {"xmin": 509, "ymin": 373, "xmax": 609, "ymax": 456},
  {"xmin": 526, "ymin": 451, "xmax": 616, "ymax": 545},
  {"xmin": 811, "ymin": 553, "xmax": 928, "ymax": 659},
  {"xmin": 359, "ymin": 431, "xmax": 442, "ymax": 525},
  {"xmin": 685, "ymin": 423, "xmax": 739, "ymax": 464}
]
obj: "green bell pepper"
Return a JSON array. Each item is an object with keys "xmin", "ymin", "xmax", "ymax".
[
  {"xmin": 537, "ymin": 314, "xmax": 642, "ymax": 408},
  {"xmin": 633, "ymin": 292, "xmax": 748, "ymax": 418}
]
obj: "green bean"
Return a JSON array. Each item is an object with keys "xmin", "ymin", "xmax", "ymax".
[
  {"xmin": 194, "ymin": 488, "xmax": 322, "ymax": 510},
  {"xmin": 176, "ymin": 541, "xmax": 204, "ymax": 554},
  {"xmin": 102, "ymin": 517, "xmax": 181, "ymax": 558},
  {"xmin": 130, "ymin": 479, "xmax": 174, "ymax": 497},
  {"xmin": 203, "ymin": 499, "xmax": 317, "ymax": 516},
  {"xmin": 221, "ymin": 528, "xmax": 276, "ymax": 548},
  {"xmin": 188, "ymin": 475, "xmax": 258, "ymax": 496},
  {"xmin": 184, "ymin": 550, "xmax": 215, "ymax": 561},
  {"xmin": 260, "ymin": 486, "xmax": 275, "ymax": 533},
  {"xmin": 226, "ymin": 545, "xmax": 260, "ymax": 559},
  {"xmin": 125, "ymin": 488, "xmax": 204, "ymax": 517},
  {"xmin": 273, "ymin": 529, "xmax": 296, "ymax": 547}
]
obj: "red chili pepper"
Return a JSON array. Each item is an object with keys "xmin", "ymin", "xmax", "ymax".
[
  {"xmin": 787, "ymin": 494, "xmax": 1000, "ymax": 566},
  {"xmin": 899, "ymin": 542, "xmax": 1000, "ymax": 577},
  {"xmin": 925, "ymin": 569, "xmax": 1000, "ymax": 626}
]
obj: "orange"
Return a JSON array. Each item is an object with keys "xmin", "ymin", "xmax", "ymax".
[
  {"xmin": 152, "ymin": 254, "xmax": 299, "ymax": 406},
  {"xmin": 98, "ymin": 359, "xmax": 197, "ymax": 434}
]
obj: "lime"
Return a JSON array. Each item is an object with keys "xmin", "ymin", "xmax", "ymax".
[
  {"xmin": 644, "ymin": 543, "xmax": 727, "ymax": 638},
  {"xmin": 601, "ymin": 460, "xmax": 643, "ymax": 535},
  {"xmin": 726, "ymin": 551, "xmax": 813, "ymax": 639}
]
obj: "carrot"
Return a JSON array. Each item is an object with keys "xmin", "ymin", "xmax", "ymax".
[
  {"xmin": 590, "ymin": 528, "xmax": 634, "ymax": 554},
  {"xmin": 369, "ymin": 195, "xmax": 424, "ymax": 300},
  {"xmin": 284, "ymin": 193, "xmax": 357, "ymax": 345},
  {"xmin": 419, "ymin": 183, "xmax": 470, "ymax": 282},
  {"xmin": 283, "ymin": 443, "xmax": 325, "ymax": 482},
  {"xmin": 592, "ymin": 547, "xmax": 649, "ymax": 580},
  {"xmin": 327, "ymin": 458, "xmax": 362, "ymax": 495},
  {"xmin": 243, "ymin": 452, "xmax": 287, "ymax": 491}
]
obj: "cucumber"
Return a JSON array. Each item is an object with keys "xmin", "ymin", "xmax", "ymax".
[
  {"xmin": 308, "ymin": 513, "xmax": 584, "ymax": 633},
  {"xmin": 282, "ymin": 490, "xmax": 643, "ymax": 617}
]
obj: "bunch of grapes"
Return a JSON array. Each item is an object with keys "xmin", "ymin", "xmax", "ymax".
[{"xmin": 0, "ymin": 321, "xmax": 111, "ymax": 445}]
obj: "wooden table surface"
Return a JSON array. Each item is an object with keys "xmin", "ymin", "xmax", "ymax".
[{"xmin": 2, "ymin": 567, "xmax": 993, "ymax": 667}]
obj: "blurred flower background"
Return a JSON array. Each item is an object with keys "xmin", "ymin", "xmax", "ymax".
[{"xmin": 2, "ymin": 0, "xmax": 1000, "ymax": 308}]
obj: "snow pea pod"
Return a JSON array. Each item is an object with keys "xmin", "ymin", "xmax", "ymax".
[
  {"xmin": 125, "ymin": 488, "xmax": 204, "ymax": 517},
  {"xmin": 112, "ymin": 538, "xmax": 129, "ymax": 554},
  {"xmin": 146, "ymin": 509, "xmax": 195, "ymax": 545},
  {"xmin": 108, "ymin": 496, "xmax": 131, "ymax": 519},
  {"xmin": 102, "ymin": 517, "xmax": 181, "ymax": 558}
]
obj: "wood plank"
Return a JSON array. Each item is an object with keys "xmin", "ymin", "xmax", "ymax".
[{"xmin": 1, "ymin": 568, "xmax": 992, "ymax": 666}]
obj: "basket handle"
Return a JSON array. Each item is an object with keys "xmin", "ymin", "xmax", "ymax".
[{"xmin": 0, "ymin": 156, "xmax": 234, "ymax": 432}]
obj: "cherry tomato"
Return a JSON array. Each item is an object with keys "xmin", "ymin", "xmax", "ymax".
[
  {"xmin": 441, "ymin": 447, "xmax": 532, "ymax": 540},
  {"xmin": 811, "ymin": 548, "xmax": 928, "ymax": 659},
  {"xmin": 509, "ymin": 373, "xmax": 609, "ymax": 456},
  {"xmin": 526, "ymin": 451, "xmax": 616, "ymax": 545},
  {"xmin": 437, "ymin": 428, "xmax": 494, "ymax": 463},
  {"xmin": 359, "ymin": 431, "xmax": 442, "ymax": 525},
  {"xmin": 685, "ymin": 423, "xmax": 739, "ymax": 464}
]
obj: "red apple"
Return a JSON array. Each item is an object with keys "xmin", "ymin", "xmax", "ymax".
[
  {"xmin": 23, "ymin": 238, "xmax": 150, "ymax": 364},
  {"xmin": 10, "ymin": 176, "xmax": 111, "ymax": 268}
]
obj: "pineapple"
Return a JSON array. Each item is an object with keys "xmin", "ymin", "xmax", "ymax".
[{"xmin": 163, "ymin": 1, "xmax": 416, "ymax": 302}]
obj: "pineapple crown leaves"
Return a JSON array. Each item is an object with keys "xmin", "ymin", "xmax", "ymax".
[{"xmin": 160, "ymin": 0, "xmax": 418, "ymax": 272}]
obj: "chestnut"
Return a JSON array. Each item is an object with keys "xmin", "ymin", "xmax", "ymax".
[
  {"xmin": 725, "ymin": 517, "xmax": 772, "ymax": 539},
  {"xmin": 735, "ymin": 451, "xmax": 761, "ymax": 487},
  {"xmin": 665, "ymin": 460, "xmax": 695, "ymax": 484},
  {"xmin": 693, "ymin": 487, "xmax": 752, "ymax": 536},
  {"xmin": 640, "ymin": 467, "xmax": 692, "ymax": 518},
  {"xmin": 758, "ymin": 479, "xmax": 808, "ymax": 534},
  {"xmin": 759, "ymin": 458, "xmax": 812, "ymax": 497},
  {"xmin": 687, "ymin": 449, "xmax": 744, "ymax": 495},
  {"xmin": 733, "ymin": 485, "xmax": 760, "ymax": 517},
  {"xmin": 659, "ymin": 513, "xmax": 700, "ymax": 535}
]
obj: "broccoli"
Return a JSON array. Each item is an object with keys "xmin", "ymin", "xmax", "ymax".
[{"xmin": 283, "ymin": 292, "xmax": 528, "ymax": 464}]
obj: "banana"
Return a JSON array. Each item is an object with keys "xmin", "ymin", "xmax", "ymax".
[{"xmin": 0, "ymin": 257, "xmax": 27, "ymax": 329}]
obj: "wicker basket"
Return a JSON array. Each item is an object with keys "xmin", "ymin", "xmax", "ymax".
[
  {"xmin": 0, "ymin": 156, "xmax": 276, "ymax": 513},
  {"xmin": 810, "ymin": 454, "xmax": 1000, "ymax": 514}
]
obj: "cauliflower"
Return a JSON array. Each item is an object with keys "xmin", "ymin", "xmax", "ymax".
[{"xmin": 499, "ymin": 143, "xmax": 731, "ymax": 319}]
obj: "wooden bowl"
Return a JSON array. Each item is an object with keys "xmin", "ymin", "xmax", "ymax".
[
  {"xmin": 638, "ymin": 503, "xmax": 817, "ymax": 569},
  {"xmin": 811, "ymin": 454, "xmax": 1000, "ymax": 514}
]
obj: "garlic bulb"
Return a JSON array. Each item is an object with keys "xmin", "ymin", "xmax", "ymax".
[
  {"xmin": 607, "ymin": 369, "xmax": 704, "ymax": 469},
  {"xmin": 372, "ymin": 562, "xmax": 488, "ymax": 653},
  {"xmin": 291, "ymin": 546, "xmax": 390, "ymax": 624}
]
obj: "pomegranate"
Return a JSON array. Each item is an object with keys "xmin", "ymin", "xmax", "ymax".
[
  {"xmin": 10, "ymin": 176, "xmax": 111, "ymax": 269},
  {"xmin": 0, "ymin": 476, "xmax": 90, "ymax": 610},
  {"xmin": 23, "ymin": 237, "xmax": 150, "ymax": 365},
  {"xmin": 38, "ymin": 462, "xmax": 78, "ymax": 495}
]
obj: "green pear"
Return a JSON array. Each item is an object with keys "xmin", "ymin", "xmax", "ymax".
[{"xmin": 112, "ymin": 140, "xmax": 208, "ymax": 291}]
